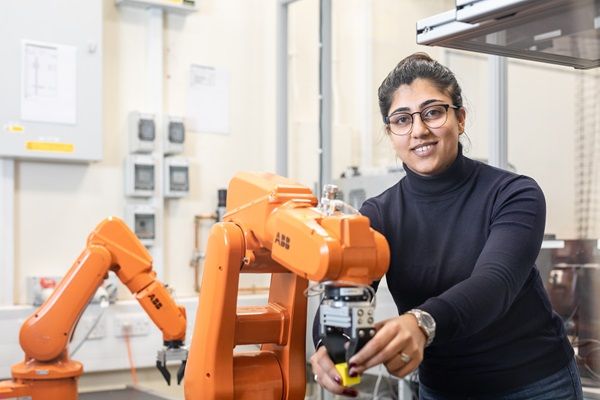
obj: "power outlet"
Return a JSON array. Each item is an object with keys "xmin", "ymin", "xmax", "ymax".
[
  {"xmin": 76, "ymin": 315, "xmax": 107, "ymax": 340},
  {"xmin": 114, "ymin": 313, "xmax": 151, "ymax": 337}
]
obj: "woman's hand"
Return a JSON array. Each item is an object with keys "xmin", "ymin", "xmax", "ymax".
[
  {"xmin": 309, "ymin": 345, "xmax": 359, "ymax": 398},
  {"xmin": 347, "ymin": 314, "xmax": 426, "ymax": 378}
]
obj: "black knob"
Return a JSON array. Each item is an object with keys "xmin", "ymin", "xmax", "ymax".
[{"xmin": 217, "ymin": 189, "xmax": 227, "ymax": 207}]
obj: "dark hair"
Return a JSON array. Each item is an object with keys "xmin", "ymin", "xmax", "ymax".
[{"xmin": 378, "ymin": 52, "xmax": 463, "ymax": 122}]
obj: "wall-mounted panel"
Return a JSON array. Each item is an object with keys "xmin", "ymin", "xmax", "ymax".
[{"xmin": 0, "ymin": 0, "xmax": 103, "ymax": 162}]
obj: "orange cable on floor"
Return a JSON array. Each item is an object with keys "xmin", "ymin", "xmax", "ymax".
[{"xmin": 123, "ymin": 326, "xmax": 139, "ymax": 386}]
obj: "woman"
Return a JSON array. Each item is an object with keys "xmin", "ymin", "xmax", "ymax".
[{"xmin": 310, "ymin": 53, "xmax": 582, "ymax": 399}]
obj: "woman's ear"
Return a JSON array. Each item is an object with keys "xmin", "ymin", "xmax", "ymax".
[
  {"xmin": 457, "ymin": 107, "xmax": 466, "ymax": 133},
  {"xmin": 385, "ymin": 125, "xmax": 392, "ymax": 137}
]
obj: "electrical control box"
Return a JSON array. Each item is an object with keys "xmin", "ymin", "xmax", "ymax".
[
  {"xmin": 129, "ymin": 111, "xmax": 156, "ymax": 153},
  {"xmin": 125, "ymin": 205, "xmax": 156, "ymax": 246},
  {"xmin": 164, "ymin": 116, "xmax": 185, "ymax": 155},
  {"xmin": 164, "ymin": 156, "xmax": 189, "ymax": 198},
  {"xmin": 0, "ymin": 0, "xmax": 103, "ymax": 162},
  {"xmin": 125, "ymin": 154, "xmax": 156, "ymax": 198}
]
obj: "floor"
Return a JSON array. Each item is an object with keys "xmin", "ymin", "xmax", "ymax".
[
  {"xmin": 79, "ymin": 374, "xmax": 600, "ymax": 400},
  {"xmin": 80, "ymin": 387, "xmax": 174, "ymax": 400}
]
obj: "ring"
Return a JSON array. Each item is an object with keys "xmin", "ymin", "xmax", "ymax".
[
  {"xmin": 400, "ymin": 352, "xmax": 411, "ymax": 363},
  {"xmin": 314, "ymin": 374, "xmax": 318, "ymax": 382}
]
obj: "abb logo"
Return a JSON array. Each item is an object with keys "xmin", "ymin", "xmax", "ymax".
[
  {"xmin": 149, "ymin": 294, "xmax": 163, "ymax": 310},
  {"xmin": 274, "ymin": 232, "xmax": 291, "ymax": 250}
]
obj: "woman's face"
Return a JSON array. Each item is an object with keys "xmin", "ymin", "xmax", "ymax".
[{"xmin": 387, "ymin": 78, "xmax": 465, "ymax": 176}]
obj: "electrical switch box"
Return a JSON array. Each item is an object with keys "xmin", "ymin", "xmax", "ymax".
[
  {"xmin": 114, "ymin": 313, "xmax": 151, "ymax": 337},
  {"xmin": 164, "ymin": 156, "xmax": 189, "ymax": 198},
  {"xmin": 0, "ymin": 0, "xmax": 103, "ymax": 162},
  {"xmin": 164, "ymin": 116, "xmax": 185, "ymax": 155},
  {"xmin": 129, "ymin": 111, "xmax": 156, "ymax": 153},
  {"xmin": 125, "ymin": 154, "xmax": 156, "ymax": 197},
  {"xmin": 125, "ymin": 205, "xmax": 156, "ymax": 246}
]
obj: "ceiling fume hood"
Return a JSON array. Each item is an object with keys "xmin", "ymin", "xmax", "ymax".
[{"xmin": 417, "ymin": 0, "xmax": 600, "ymax": 69}]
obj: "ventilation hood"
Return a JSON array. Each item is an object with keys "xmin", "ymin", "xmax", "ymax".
[{"xmin": 417, "ymin": 0, "xmax": 600, "ymax": 69}]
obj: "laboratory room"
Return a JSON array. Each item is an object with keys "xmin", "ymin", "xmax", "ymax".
[{"xmin": 1, "ymin": 0, "xmax": 600, "ymax": 399}]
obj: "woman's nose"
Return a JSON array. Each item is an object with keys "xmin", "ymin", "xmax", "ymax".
[{"xmin": 411, "ymin": 115, "xmax": 430, "ymax": 138}]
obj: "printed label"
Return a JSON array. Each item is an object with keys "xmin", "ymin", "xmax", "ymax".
[{"xmin": 25, "ymin": 141, "xmax": 74, "ymax": 153}]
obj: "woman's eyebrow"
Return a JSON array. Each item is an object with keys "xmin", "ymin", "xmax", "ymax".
[{"xmin": 389, "ymin": 98, "xmax": 444, "ymax": 114}]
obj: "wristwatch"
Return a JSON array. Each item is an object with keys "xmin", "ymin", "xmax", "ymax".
[{"xmin": 406, "ymin": 309, "xmax": 436, "ymax": 347}]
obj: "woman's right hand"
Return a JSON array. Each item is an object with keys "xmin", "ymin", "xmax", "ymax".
[{"xmin": 309, "ymin": 345, "xmax": 359, "ymax": 398}]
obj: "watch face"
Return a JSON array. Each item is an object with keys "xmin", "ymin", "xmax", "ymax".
[
  {"xmin": 409, "ymin": 309, "xmax": 435, "ymax": 345},
  {"xmin": 420, "ymin": 312, "xmax": 435, "ymax": 330}
]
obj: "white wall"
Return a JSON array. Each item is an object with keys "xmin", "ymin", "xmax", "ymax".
[
  {"xmin": 445, "ymin": 51, "xmax": 578, "ymax": 238},
  {"xmin": 12, "ymin": 0, "xmax": 585, "ymax": 304},
  {"xmin": 15, "ymin": 0, "xmax": 278, "ymax": 303},
  {"xmin": 506, "ymin": 59, "xmax": 577, "ymax": 238},
  {"xmin": 3, "ymin": 0, "xmax": 589, "ymax": 395},
  {"xmin": 368, "ymin": 1, "xmax": 454, "ymax": 171},
  {"xmin": 286, "ymin": 0, "xmax": 455, "ymax": 186}
]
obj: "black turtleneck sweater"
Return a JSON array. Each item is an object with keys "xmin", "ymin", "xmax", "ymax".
[{"xmin": 360, "ymin": 146, "xmax": 573, "ymax": 395}]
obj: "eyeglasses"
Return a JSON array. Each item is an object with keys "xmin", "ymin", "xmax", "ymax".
[{"xmin": 384, "ymin": 104, "xmax": 460, "ymax": 136}]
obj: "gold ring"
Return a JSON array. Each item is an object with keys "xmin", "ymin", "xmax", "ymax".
[{"xmin": 400, "ymin": 352, "xmax": 411, "ymax": 363}]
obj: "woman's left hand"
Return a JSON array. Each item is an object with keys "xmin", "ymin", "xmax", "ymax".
[{"xmin": 347, "ymin": 313, "xmax": 426, "ymax": 378}]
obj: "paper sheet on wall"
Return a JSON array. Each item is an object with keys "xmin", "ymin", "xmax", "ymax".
[
  {"xmin": 20, "ymin": 40, "xmax": 77, "ymax": 125},
  {"xmin": 186, "ymin": 65, "xmax": 230, "ymax": 134}
]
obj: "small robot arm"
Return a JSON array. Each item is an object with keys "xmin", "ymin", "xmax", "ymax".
[
  {"xmin": 184, "ymin": 172, "xmax": 389, "ymax": 399},
  {"xmin": 0, "ymin": 217, "xmax": 187, "ymax": 400}
]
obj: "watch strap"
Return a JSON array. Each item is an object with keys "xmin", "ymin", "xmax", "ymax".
[{"xmin": 407, "ymin": 309, "xmax": 436, "ymax": 347}]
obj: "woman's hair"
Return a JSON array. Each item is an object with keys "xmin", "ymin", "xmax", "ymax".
[{"xmin": 378, "ymin": 52, "xmax": 463, "ymax": 121}]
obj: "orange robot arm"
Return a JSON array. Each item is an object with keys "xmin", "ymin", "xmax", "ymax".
[
  {"xmin": 222, "ymin": 172, "xmax": 389, "ymax": 285},
  {"xmin": 185, "ymin": 172, "xmax": 389, "ymax": 399},
  {"xmin": 0, "ymin": 217, "xmax": 187, "ymax": 400}
]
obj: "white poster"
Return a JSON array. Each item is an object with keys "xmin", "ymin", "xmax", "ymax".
[
  {"xmin": 186, "ymin": 65, "xmax": 230, "ymax": 134},
  {"xmin": 21, "ymin": 40, "xmax": 77, "ymax": 125}
]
